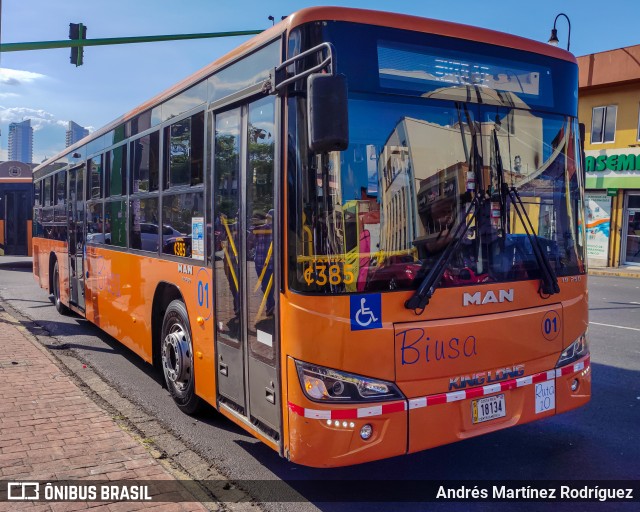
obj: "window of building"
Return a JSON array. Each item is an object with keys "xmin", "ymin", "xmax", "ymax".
[
  {"xmin": 637, "ymin": 103, "xmax": 640, "ymax": 141},
  {"xmin": 591, "ymin": 105, "xmax": 617, "ymax": 144}
]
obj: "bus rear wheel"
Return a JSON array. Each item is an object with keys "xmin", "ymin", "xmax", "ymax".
[
  {"xmin": 160, "ymin": 300, "xmax": 201, "ymax": 414},
  {"xmin": 52, "ymin": 260, "xmax": 69, "ymax": 315}
]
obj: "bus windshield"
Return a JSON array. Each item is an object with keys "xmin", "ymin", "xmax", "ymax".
[{"xmin": 289, "ymin": 96, "xmax": 585, "ymax": 294}]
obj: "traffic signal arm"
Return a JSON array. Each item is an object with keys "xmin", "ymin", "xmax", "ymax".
[{"xmin": 0, "ymin": 30, "xmax": 263, "ymax": 53}]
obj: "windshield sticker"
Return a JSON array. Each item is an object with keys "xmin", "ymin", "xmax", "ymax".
[
  {"xmin": 350, "ymin": 294, "xmax": 382, "ymax": 331},
  {"xmin": 191, "ymin": 217, "xmax": 204, "ymax": 261}
]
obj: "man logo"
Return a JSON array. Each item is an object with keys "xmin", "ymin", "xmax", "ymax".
[{"xmin": 463, "ymin": 289, "xmax": 514, "ymax": 306}]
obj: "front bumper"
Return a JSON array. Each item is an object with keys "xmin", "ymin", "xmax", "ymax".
[{"xmin": 286, "ymin": 355, "xmax": 591, "ymax": 467}]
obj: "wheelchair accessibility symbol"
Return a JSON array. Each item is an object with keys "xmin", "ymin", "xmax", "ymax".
[{"xmin": 350, "ymin": 294, "xmax": 382, "ymax": 331}]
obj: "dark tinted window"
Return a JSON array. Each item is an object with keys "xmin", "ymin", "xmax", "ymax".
[
  {"xmin": 43, "ymin": 177, "xmax": 52, "ymax": 206},
  {"xmin": 161, "ymin": 192, "xmax": 204, "ymax": 259},
  {"xmin": 89, "ymin": 156, "xmax": 104, "ymax": 199},
  {"xmin": 34, "ymin": 181, "xmax": 42, "ymax": 206},
  {"xmin": 105, "ymin": 200, "xmax": 127, "ymax": 248},
  {"xmin": 55, "ymin": 171, "xmax": 66, "ymax": 205},
  {"xmin": 130, "ymin": 197, "xmax": 160, "ymax": 252},
  {"xmin": 87, "ymin": 202, "xmax": 104, "ymax": 243},
  {"xmin": 131, "ymin": 132, "xmax": 160, "ymax": 193},
  {"xmin": 165, "ymin": 112, "xmax": 204, "ymax": 188},
  {"xmin": 107, "ymin": 145, "xmax": 127, "ymax": 196}
]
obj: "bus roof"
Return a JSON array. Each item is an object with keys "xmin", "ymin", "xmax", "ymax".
[{"xmin": 36, "ymin": 6, "xmax": 575, "ymax": 173}]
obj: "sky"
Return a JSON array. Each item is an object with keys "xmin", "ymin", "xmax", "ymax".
[{"xmin": 0, "ymin": 0, "xmax": 638, "ymax": 163}]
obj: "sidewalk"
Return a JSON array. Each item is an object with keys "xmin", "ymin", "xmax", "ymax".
[{"xmin": 0, "ymin": 306, "xmax": 210, "ymax": 511}]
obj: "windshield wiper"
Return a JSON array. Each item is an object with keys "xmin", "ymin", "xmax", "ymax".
[
  {"xmin": 405, "ymin": 105, "xmax": 482, "ymax": 313},
  {"xmin": 492, "ymin": 129, "xmax": 560, "ymax": 296},
  {"xmin": 405, "ymin": 194, "xmax": 484, "ymax": 313}
]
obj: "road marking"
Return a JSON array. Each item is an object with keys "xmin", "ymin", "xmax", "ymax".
[{"xmin": 590, "ymin": 322, "xmax": 640, "ymax": 332}]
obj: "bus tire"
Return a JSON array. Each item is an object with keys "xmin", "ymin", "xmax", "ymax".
[
  {"xmin": 160, "ymin": 300, "xmax": 201, "ymax": 414},
  {"xmin": 52, "ymin": 260, "xmax": 69, "ymax": 315}
]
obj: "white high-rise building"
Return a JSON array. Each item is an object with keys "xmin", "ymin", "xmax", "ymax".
[
  {"xmin": 66, "ymin": 121, "xmax": 90, "ymax": 147},
  {"xmin": 8, "ymin": 119, "xmax": 34, "ymax": 164}
]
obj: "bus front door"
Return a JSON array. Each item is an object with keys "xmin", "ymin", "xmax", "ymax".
[
  {"xmin": 67, "ymin": 165, "xmax": 86, "ymax": 310},
  {"xmin": 212, "ymin": 97, "xmax": 280, "ymax": 440}
]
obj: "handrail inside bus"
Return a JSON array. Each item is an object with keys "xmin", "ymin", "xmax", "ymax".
[{"xmin": 273, "ymin": 42, "xmax": 335, "ymax": 92}]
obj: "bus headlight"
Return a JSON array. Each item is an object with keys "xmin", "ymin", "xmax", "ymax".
[
  {"xmin": 295, "ymin": 360, "xmax": 404, "ymax": 403},
  {"xmin": 556, "ymin": 332, "xmax": 589, "ymax": 367}
]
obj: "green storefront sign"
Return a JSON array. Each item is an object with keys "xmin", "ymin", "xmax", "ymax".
[
  {"xmin": 585, "ymin": 154, "xmax": 640, "ymax": 172},
  {"xmin": 584, "ymin": 150, "xmax": 640, "ymax": 189}
]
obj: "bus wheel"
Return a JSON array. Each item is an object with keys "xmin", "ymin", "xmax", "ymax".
[
  {"xmin": 52, "ymin": 260, "xmax": 69, "ymax": 315},
  {"xmin": 161, "ymin": 300, "xmax": 201, "ymax": 414}
]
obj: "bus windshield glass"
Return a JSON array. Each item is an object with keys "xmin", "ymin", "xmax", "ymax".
[{"xmin": 287, "ymin": 24, "xmax": 585, "ymax": 294}]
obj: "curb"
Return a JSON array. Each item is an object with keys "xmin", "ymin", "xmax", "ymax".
[
  {"xmin": 588, "ymin": 269, "xmax": 640, "ymax": 279},
  {"xmin": 0, "ymin": 259, "xmax": 32, "ymax": 269}
]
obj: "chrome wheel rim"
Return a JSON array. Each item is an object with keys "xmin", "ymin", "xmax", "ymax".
[{"xmin": 162, "ymin": 322, "xmax": 192, "ymax": 392}]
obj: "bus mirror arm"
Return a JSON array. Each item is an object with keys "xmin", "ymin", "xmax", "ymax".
[
  {"xmin": 272, "ymin": 42, "xmax": 336, "ymax": 92},
  {"xmin": 269, "ymin": 42, "xmax": 349, "ymax": 153}
]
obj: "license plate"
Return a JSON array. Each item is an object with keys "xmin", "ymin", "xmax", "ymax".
[{"xmin": 472, "ymin": 394, "xmax": 506, "ymax": 424}]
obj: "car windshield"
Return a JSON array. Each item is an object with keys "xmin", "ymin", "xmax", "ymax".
[{"xmin": 288, "ymin": 95, "xmax": 585, "ymax": 294}]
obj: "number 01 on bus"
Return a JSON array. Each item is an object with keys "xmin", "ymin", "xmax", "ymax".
[{"xmin": 31, "ymin": 7, "xmax": 590, "ymax": 467}]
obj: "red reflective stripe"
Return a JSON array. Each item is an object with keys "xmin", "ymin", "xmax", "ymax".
[
  {"xmin": 532, "ymin": 371, "xmax": 549, "ymax": 384},
  {"xmin": 500, "ymin": 379, "xmax": 517, "ymax": 391},
  {"xmin": 288, "ymin": 402, "xmax": 305, "ymax": 416},
  {"xmin": 427, "ymin": 394, "xmax": 447, "ymax": 406},
  {"xmin": 465, "ymin": 387, "xmax": 485, "ymax": 399},
  {"xmin": 331, "ymin": 408, "xmax": 359, "ymax": 420},
  {"xmin": 381, "ymin": 401, "xmax": 405, "ymax": 414}
]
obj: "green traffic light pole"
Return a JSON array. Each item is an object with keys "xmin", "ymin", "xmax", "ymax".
[{"xmin": 0, "ymin": 29, "xmax": 263, "ymax": 53}]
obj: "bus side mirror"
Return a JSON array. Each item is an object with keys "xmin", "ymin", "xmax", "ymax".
[{"xmin": 307, "ymin": 73, "xmax": 349, "ymax": 153}]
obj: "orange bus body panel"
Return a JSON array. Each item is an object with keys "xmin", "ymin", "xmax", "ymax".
[
  {"xmin": 83, "ymin": 247, "xmax": 216, "ymax": 406},
  {"xmin": 32, "ymin": 239, "xmax": 69, "ymax": 304}
]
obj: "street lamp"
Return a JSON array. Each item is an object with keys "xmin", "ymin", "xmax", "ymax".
[{"xmin": 548, "ymin": 13, "xmax": 571, "ymax": 52}]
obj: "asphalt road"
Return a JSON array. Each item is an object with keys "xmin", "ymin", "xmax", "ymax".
[{"xmin": 1, "ymin": 263, "xmax": 638, "ymax": 512}]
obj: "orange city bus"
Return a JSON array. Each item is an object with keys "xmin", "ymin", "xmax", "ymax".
[{"xmin": 32, "ymin": 7, "xmax": 590, "ymax": 468}]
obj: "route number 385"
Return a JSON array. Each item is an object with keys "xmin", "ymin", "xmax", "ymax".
[{"xmin": 304, "ymin": 263, "xmax": 355, "ymax": 286}]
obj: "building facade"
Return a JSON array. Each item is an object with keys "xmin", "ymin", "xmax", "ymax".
[
  {"xmin": 0, "ymin": 161, "xmax": 34, "ymax": 256},
  {"xmin": 65, "ymin": 121, "xmax": 89, "ymax": 147},
  {"xmin": 578, "ymin": 44, "xmax": 640, "ymax": 267},
  {"xmin": 8, "ymin": 119, "xmax": 33, "ymax": 164}
]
